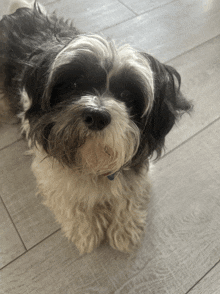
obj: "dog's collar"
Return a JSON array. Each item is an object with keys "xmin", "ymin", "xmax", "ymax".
[
  {"xmin": 107, "ymin": 173, "xmax": 116, "ymax": 181},
  {"xmin": 104, "ymin": 166, "xmax": 126, "ymax": 180},
  {"xmin": 103, "ymin": 172, "xmax": 117, "ymax": 181}
]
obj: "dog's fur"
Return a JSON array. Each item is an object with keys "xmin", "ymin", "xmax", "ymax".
[{"xmin": 0, "ymin": 1, "xmax": 192, "ymax": 254}]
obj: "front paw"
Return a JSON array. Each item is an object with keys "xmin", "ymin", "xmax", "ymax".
[
  {"xmin": 72, "ymin": 229, "xmax": 103, "ymax": 255},
  {"xmin": 64, "ymin": 217, "xmax": 106, "ymax": 255},
  {"xmin": 107, "ymin": 221, "xmax": 145, "ymax": 252}
]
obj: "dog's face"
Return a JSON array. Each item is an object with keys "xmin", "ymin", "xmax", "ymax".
[{"xmin": 23, "ymin": 34, "xmax": 191, "ymax": 176}]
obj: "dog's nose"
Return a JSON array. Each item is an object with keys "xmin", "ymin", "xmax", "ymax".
[{"xmin": 83, "ymin": 109, "xmax": 111, "ymax": 130}]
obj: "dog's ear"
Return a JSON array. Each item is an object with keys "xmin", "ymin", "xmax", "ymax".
[{"xmin": 133, "ymin": 54, "xmax": 193, "ymax": 165}]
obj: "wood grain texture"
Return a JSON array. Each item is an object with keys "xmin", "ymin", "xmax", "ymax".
[
  {"xmin": 0, "ymin": 229, "xmax": 184, "ymax": 294},
  {"xmin": 102, "ymin": 0, "xmax": 220, "ymax": 62},
  {"xmin": 1, "ymin": 119, "xmax": 220, "ymax": 294},
  {"xmin": 1, "ymin": 231, "xmax": 117, "ymax": 294},
  {"xmin": 0, "ymin": 140, "xmax": 59, "ymax": 249},
  {"xmin": 46, "ymin": 0, "xmax": 135, "ymax": 32},
  {"xmin": 149, "ymin": 118, "xmax": 220, "ymax": 293},
  {"xmin": 165, "ymin": 35, "xmax": 220, "ymax": 153},
  {"xmin": 189, "ymin": 262, "xmax": 220, "ymax": 294},
  {"xmin": 0, "ymin": 198, "xmax": 25, "ymax": 269},
  {"xmin": 0, "ymin": 124, "xmax": 21, "ymax": 151}
]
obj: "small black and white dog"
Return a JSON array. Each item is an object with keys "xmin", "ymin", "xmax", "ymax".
[{"xmin": 0, "ymin": 1, "xmax": 192, "ymax": 254}]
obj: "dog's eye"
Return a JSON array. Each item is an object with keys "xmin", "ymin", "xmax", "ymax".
[
  {"xmin": 120, "ymin": 90, "xmax": 131, "ymax": 100},
  {"xmin": 72, "ymin": 76, "xmax": 84, "ymax": 91}
]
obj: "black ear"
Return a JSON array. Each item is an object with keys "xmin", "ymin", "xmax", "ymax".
[{"xmin": 133, "ymin": 54, "xmax": 193, "ymax": 165}]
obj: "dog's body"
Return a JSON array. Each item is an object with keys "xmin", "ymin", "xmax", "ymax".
[{"xmin": 0, "ymin": 1, "xmax": 192, "ymax": 254}]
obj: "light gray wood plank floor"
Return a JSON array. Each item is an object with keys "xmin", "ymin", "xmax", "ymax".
[
  {"xmin": 0, "ymin": 198, "xmax": 25, "ymax": 268},
  {"xmin": 102, "ymin": 0, "xmax": 220, "ymax": 62},
  {"xmin": 1, "ymin": 0, "xmax": 220, "ymax": 293}
]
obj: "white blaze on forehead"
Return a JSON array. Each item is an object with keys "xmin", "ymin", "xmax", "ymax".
[{"xmin": 51, "ymin": 34, "xmax": 116, "ymax": 72}]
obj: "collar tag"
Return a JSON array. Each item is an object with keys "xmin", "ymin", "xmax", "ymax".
[{"xmin": 107, "ymin": 173, "xmax": 116, "ymax": 181}]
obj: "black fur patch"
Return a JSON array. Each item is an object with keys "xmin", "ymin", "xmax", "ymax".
[
  {"xmin": 109, "ymin": 67, "xmax": 147, "ymax": 125},
  {"xmin": 46, "ymin": 55, "xmax": 107, "ymax": 109},
  {"xmin": 132, "ymin": 53, "xmax": 192, "ymax": 167},
  {"xmin": 0, "ymin": 4, "xmax": 80, "ymax": 114}
]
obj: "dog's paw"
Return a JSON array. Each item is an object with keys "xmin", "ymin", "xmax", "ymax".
[
  {"xmin": 107, "ymin": 221, "xmax": 144, "ymax": 252},
  {"xmin": 73, "ymin": 230, "xmax": 104, "ymax": 255},
  {"xmin": 63, "ymin": 217, "xmax": 106, "ymax": 255}
]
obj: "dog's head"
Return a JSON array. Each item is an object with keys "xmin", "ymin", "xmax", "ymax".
[{"xmin": 23, "ymin": 34, "xmax": 192, "ymax": 177}]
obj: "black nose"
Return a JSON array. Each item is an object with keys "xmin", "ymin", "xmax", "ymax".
[{"xmin": 83, "ymin": 109, "xmax": 111, "ymax": 130}]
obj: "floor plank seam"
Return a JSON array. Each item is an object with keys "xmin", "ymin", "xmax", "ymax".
[
  {"xmin": 0, "ymin": 195, "xmax": 27, "ymax": 252},
  {"xmin": 0, "ymin": 138, "xmax": 23, "ymax": 152},
  {"xmin": 0, "ymin": 250, "xmax": 27, "ymax": 271},
  {"xmin": 135, "ymin": 0, "xmax": 178, "ymax": 17},
  {"xmin": 26, "ymin": 228, "xmax": 61, "ymax": 253},
  {"xmin": 159, "ymin": 116, "xmax": 220, "ymax": 162},
  {"xmin": 97, "ymin": 15, "xmax": 136, "ymax": 34},
  {"xmin": 117, "ymin": 0, "xmax": 138, "ymax": 16},
  {"xmin": 98, "ymin": 15, "xmax": 220, "ymax": 66},
  {"xmin": 166, "ymin": 33, "xmax": 220, "ymax": 64},
  {"xmin": 0, "ymin": 228, "xmax": 61, "ymax": 271},
  {"xmin": 185, "ymin": 259, "xmax": 220, "ymax": 294}
]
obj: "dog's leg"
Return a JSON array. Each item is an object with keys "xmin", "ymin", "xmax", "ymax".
[
  {"xmin": 31, "ymin": 148, "xmax": 111, "ymax": 255},
  {"xmin": 62, "ymin": 203, "xmax": 110, "ymax": 254},
  {"xmin": 107, "ymin": 198, "xmax": 147, "ymax": 252}
]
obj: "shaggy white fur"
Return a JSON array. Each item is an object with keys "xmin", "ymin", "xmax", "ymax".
[{"xmin": 31, "ymin": 145, "xmax": 151, "ymax": 254}]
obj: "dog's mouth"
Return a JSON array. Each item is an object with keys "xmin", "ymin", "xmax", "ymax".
[{"xmin": 77, "ymin": 137, "xmax": 119, "ymax": 176}]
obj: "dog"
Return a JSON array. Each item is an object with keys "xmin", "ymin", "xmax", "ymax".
[{"xmin": 0, "ymin": 1, "xmax": 192, "ymax": 254}]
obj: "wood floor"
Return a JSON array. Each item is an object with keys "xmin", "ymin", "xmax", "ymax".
[{"xmin": 1, "ymin": 0, "xmax": 220, "ymax": 293}]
